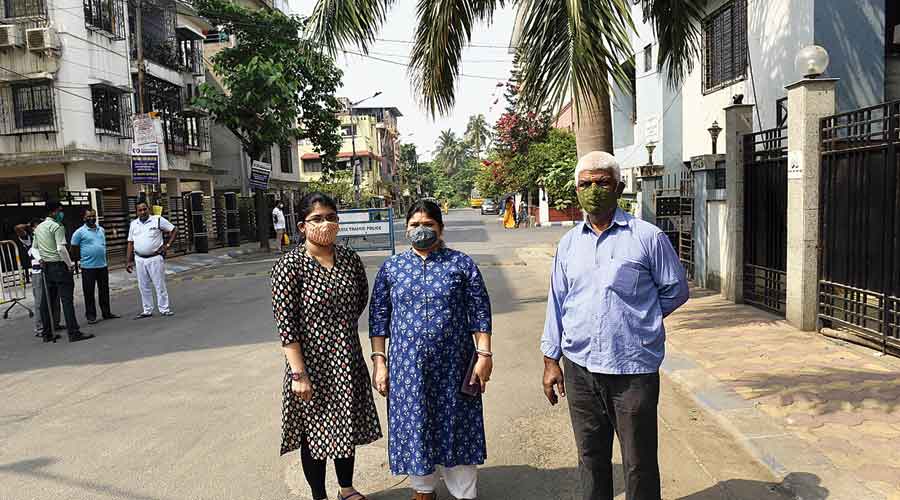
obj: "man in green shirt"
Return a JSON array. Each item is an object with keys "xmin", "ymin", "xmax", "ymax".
[{"xmin": 33, "ymin": 201, "xmax": 94, "ymax": 343}]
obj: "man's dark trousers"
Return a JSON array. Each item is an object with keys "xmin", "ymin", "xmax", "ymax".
[
  {"xmin": 40, "ymin": 262, "xmax": 80, "ymax": 337},
  {"xmin": 81, "ymin": 266, "xmax": 111, "ymax": 321},
  {"xmin": 563, "ymin": 357, "xmax": 661, "ymax": 500}
]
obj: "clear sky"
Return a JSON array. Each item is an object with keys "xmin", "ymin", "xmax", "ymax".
[{"xmin": 289, "ymin": 1, "xmax": 518, "ymax": 161}]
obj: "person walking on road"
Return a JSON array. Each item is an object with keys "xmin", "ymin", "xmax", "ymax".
[
  {"xmin": 71, "ymin": 209, "xmax": 119, "ymax": 324},
  {"xmin": 271, "ymin": 192, "xmax": 381, "ymax": 500},
  {"xmin": 502, "ymin": 197, "xmax": 516, "ymax": 229},
  {"xmin": 33, "ymin": 201, "xmax": 93, "ymax": 343},
  {"xmin": 369, "ymin": 199, "xmax": 493, "ymax": 500},
  {"xmin": 273, "ymin": 200, "xmax": 287, "ymax": 253},
  {"xmin": 126, "ymin": 202, "xmax": 177, "ymax": 319},
  {"xmin": 541, "ymin": 151, "xmax": 689, "ymax": 500}
]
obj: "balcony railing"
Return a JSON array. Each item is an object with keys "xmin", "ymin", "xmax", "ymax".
[{"xmin": 0, "ymin": 80, "xmax": 57, "ymax": 136}]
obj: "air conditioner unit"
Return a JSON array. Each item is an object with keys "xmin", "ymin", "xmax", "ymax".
[
  {"xmin": 26, "ymin": 27, "xmax": 57, "ymax": 52},
  {"xmin": 0, "ymin": 25, "xmax": 20, "ymax": 48}
]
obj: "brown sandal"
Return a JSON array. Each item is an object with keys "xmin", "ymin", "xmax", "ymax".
[{"xmin": 412, "ymin": 493, "xmax": 435, "ymax": 500}]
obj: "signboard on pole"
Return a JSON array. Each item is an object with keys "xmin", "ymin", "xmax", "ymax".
[
  {"xmin": 337, "ymin": 208, "xmax": 396, "ymax": 254},
  {"xmin": 248, "ymin": 160, "xmax": 272, "ymax": 191},
  {"xmin": 131, "ymin": 143, "xmax": 161, "ymax": 184}
]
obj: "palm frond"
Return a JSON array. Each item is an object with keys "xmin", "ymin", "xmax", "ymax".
[
  {"xmin": 641, "ymin": 0, "xmax": 707, "ymax": 89},
  {"xmin": 409, "ymin": 0, "xmax": 506, "ymax": 117},
  {"xmin": 306, "ymin": 0, "xmax": 396, "ymax": 56},
  {"xmin": 514, "ymin": 0, "xmax": 635, "ymax": 118}
]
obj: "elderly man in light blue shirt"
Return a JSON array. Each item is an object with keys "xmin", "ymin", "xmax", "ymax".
[{"xmin": 541, "ymin": 151, "xmax": 689, "ymax": 500}]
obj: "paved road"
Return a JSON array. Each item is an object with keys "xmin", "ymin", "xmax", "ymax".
[{"xmin": 0, "ymin": 210, "xmax": 789, "ymax": 500}]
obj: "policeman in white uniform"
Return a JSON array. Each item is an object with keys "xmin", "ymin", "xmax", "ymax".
[{"xmin": 126, "ymin": 201, "xmax": 177, "ymax": 318}]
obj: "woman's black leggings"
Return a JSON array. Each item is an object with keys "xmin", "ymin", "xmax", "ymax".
[{"xmin": 300, "ymin": 434, "xmax": 355, "ymax": 500}]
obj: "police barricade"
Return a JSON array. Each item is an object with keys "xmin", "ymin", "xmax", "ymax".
[
  {"xmin": 0, "ymin": 240, "xmax": 32, "ymax": 319},
  {"xmin": 338, "ymin": 208, "xmax": 396, "ymax": 255}
]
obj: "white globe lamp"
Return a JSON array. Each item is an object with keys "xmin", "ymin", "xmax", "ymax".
[{"xmin": 796, "ymin": 45, "xmax": 830, "ymax": 79}]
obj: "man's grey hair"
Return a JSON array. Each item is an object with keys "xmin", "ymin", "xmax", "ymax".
[{"xmin": 574, "ymin": 151, "xmax": 622, "ymax": 184}]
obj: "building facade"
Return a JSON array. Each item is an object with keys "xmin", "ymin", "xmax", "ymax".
[{"xmin": 298, "ymin": 102, "xmax": 402, "ymax": 204}]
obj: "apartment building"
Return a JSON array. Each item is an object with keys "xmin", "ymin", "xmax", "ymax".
[{"xmin": 298, "ymin": 102, "xmax": 402, "ymax": 203}]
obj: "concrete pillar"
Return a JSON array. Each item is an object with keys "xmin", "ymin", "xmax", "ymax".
[
  {"xmin": 62, "ymin": 164, "xmax": 88, "ymax": 191},
  {"xmin": 165, "ymin": 177, "xmax": 182, "ymax": 198},
  {"xmin": 636, "ymin": 165, "xmax": 664, "ymax": 224},
  {"xmin": 785, "ymin": 78, "xmax": 837, "ymax": 331},
  {"xmin": 538, "ymin": 187, "xmax": 550, "ymax": 225},
  {"xmin": 721, "ymin": 104, "xmax": 754, "ymax": 303}
]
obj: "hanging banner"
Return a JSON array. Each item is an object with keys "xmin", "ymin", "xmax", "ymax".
[
  {"xmin": 131, "ymin": 143, "xmax": 161, "ymax": 185},
  {"xmin": 248, "ymin": 160, "xmax": 272, "ymax": 191}
]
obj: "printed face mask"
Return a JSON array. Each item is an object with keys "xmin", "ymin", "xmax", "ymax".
[
  {"xmin": 305, "ymin": 221, "xmax": 340, "ymax": 247},
  {"xmin": 407, "ymin": 225, "xmax": 439, "ymax": 250},
  {"xmin": 577, "ymin": 184, "xmax": 618, "ymax": 215}
]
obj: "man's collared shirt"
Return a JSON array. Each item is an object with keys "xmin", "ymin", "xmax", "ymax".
[
  {"xmin": 542, "ymin": 208, "xmax": 689, "ymax": 374},
  {"xmin": 33, "ymin": 218, "xmax": 65, "ymax": 263},
  {"xmin": 128, "ymin": 216, "xmax": 174, "ymax": 257},
  {"xmin": 71, "ymin": 225, "xmax": 107, "ymax": 269}
]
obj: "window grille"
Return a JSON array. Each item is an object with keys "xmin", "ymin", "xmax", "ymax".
[
  {"xmin": 280, "ymin": 143, "xmax": 292, "ymax": 173},
  {"xmin": 91, "ymin": 84, "xmax": 132, "ymax": 137},
  {"xmin": 12, "ymin": 81, "xmax": 54, "ymax": 130},
  {"xmin": 83, "ymin": 0, "xmax": 126, "ymax": 40},
  {"xmin": 702, "ymin": 0, "xmax": 748, "ymax": 94}
]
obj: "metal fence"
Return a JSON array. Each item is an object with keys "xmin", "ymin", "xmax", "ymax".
[
  {"xmin": 742, "ymin": 126, "xmax": 788, "ymax": 315},
  {"xmin": 819, "ymin": 100, "xmax": 900, "ymax": 354}
]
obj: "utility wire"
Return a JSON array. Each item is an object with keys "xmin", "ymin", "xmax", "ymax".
[
  {"xmin": 375, "ymin": 38, "xmax": 514, "ymax": 50},
  {"xmin": 341, "ymin": 50, "xmax": 505, "ymax": 81},
  {"xmin": 0, "ymin": 63, "xmax": 93, "ymax": 103}
]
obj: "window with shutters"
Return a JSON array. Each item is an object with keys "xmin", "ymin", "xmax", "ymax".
[
  {"xmin": 280, "ymin": 143, "xmax": 293, "ymax": 173},
  {"xmin": 702, "ymin": 0, "xmax": 748, "ymax": 95}
]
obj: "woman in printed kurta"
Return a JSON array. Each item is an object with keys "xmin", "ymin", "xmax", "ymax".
[
  {"xmin": 272, "ymin": 192, "xmax": 381, "ymax": 500},
  {"xmin": 369, "ymin": 200, "xmax": 493, "ymax": 500}
]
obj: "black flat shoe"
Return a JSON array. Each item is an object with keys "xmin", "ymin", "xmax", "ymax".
[
  {"xmin": 53, "ymin": 324, "xmax": 65, "ymax": 331},
  {"xmin": 103, "ymin": 314, "xmax": 120, "ymax": 319},
  {"xmin": 42, "ymin": 334, "xmax": 61, "ymax": 343},
  {"xmin": 68, "ymin": 333, "xmax": 95, "ymax": 342},
  {"xmin": 87, "ymin": 318, "xmax": 98, "ymax": 325}
]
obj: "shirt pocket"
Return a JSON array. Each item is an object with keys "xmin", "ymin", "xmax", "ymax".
[{"xmin": 608, "ymin": 261, "xmax": 640, "ymax": 297}]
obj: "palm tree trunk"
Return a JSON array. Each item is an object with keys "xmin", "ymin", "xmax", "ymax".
[{"xmin": 574, "ymin": 82, "xmax": 614, "ymax": 158}]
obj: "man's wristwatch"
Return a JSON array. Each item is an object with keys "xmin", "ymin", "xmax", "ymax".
[{"xmin": 290, "ymin": 371, "xmax": 308, "ymax": 381}]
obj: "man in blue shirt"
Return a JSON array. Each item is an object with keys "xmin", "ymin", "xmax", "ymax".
[
  {"xmin": 71, "ymin": 209, "xmax": 119, "ymax": 324},
  {"xmin": 541, "ymin": 151, "xmax": 689, "ymax": 500}
]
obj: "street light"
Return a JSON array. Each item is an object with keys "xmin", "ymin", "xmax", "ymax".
[
  {"xmin": 645, "ymin": 141, "xmax": 657, "ymax": 165},
  {"xmin": 796, "ymin": 45, "xmax": 829, "ymax": 79},
  {"xmin": 708, "ymin": 121, "xmax": 722, "ymax": 155},
  {"xmin": 350, "ymin": 91, "xmax": 382, "ymax": 207}
]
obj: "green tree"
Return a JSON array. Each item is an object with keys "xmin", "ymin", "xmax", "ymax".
[
  {"xmin": 307, "ymin": 0, "xmax": 705, "ymax": 158},
  {"xmin": 464, "ymin": 114, "xmax": 491, "ymax": 159},
  {"xmin": 509, "ymin": 128, "xmax": 577, "ymax": 193},
  {"xmin": 434, "ymin": 129, "xmax": 470, "ymax": 178},
  {"xmin": 308, "ymin": 170, "xmax": 355, "ymax": 207},
  {"xmin": 194, "ymin": 0, "xmax": 343, "ymax": 249}
]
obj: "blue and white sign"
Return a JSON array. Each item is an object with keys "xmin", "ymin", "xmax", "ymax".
[
  {"xmin": 249, "ymin": 160, "xmax": 272, "ymax": 191},
  {"xmin": 131, "ymin": 143, "xmax": 160, "ymax": 185},
  {"xmin": 338, "ymin": 208, "xmax": 396, "ymax": 254}
]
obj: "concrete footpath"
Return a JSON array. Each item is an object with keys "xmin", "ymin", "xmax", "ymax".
[
  {"xmin": 4, "ymin": 242, "xmax": 267, "ymax": 323},
  {"xmin": 519, "ymin": 245, "xmax": 900, "ymax": 500}
]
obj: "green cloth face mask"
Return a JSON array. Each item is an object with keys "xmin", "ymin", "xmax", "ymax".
[{"xmin": 577, "ymin": 184, "xmax": 618, "ymax": 214}]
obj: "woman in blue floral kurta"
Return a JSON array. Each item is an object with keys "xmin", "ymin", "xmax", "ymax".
[{"xmin": 369, "ymin": 201, "xmax": 493, "ymax": 500}]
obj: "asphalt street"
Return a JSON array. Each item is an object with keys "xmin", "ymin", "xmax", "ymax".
[{"xmin": 0, "ymin": 210, "xmax": 790, "ymax": 500}]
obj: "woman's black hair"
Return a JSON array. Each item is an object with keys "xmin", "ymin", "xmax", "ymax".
[
  {"xmin": 405, "ymin": 199, "xmax": 444, "ymax": 228},
  {"xmin": 297, "ymin": 192, "xmax": 338, "ymax": 222}
]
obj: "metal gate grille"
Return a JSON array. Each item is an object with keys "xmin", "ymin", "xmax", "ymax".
[
  {"xmin": 655, "ymin": 166, "xmax": 695, "ymax": 281},
  {"xmin": 819, "ymin": 101, "xmax": 900, "ymax": 354},
  {"xmin": 743, "ymin": 127, "xmax": 788, "ymax": 315}
]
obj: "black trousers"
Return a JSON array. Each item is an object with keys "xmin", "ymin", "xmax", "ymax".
[
  {"xmin": 39, "ymin": 262, "xmax": 80, "ymax": 337},
  {"xmin": 300, "ymin": 434, "xmax": 355, "ymax": 500},
  {"xmin": 81, "ymin": 267, "xmax": 111, "ymax": 320},
  {"xmin": 563, "ymin": 357, "xmax": 661, "ymax": 500}
]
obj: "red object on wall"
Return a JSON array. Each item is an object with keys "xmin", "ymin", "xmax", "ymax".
[{"xmin": 548, "ymin": 207, "xmax": 582, "ymax": 222}]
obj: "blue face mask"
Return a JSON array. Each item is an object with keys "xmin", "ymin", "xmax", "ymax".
[
  {"xmin": 407, "ymin": 225, "xmax": 439, "ymax": 250},
  {"xmin": 54, "ymin": 212, "xmax": 65, "ymax": 224}
]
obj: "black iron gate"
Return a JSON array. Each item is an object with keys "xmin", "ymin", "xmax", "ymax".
[
  {"xmin": 819, "ymin": 101, "xmax": 900, "ymax": 354},
  {"xmin": 743, "ymin": 127, "xmax": 788, "ymax": 315},
  {"xmin": 655, "ymin": 165, "xmax": 694, "ymax": 280}
]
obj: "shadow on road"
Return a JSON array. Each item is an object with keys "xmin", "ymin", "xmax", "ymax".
[
  {"xmin": 677, "ymin": 472, "xmax": 828, "ymax": 500},
  {"xmin": 0, "ymin": 457, "xmax": 162, "ymax": 500}
]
